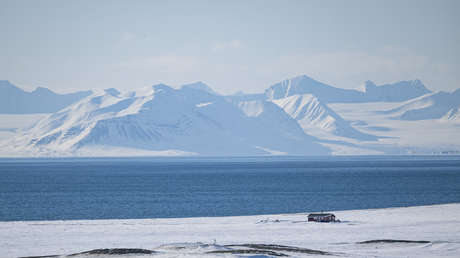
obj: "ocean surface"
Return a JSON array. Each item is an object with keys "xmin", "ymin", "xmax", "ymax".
[{"xmin": 0, "ymin": 156, "xmax": 459, "ymax": 221}]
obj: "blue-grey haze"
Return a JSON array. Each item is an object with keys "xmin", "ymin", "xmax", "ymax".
[{"xmin": 1, "ymin": 0, "xmax": 459, "ymax": 94}]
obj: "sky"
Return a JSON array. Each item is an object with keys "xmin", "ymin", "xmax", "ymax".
[{"xmin": 1, "ymin": 0, "xmax": 459, "ymax": 94}]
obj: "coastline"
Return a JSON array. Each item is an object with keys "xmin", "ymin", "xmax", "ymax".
[{"xmin": 1, "ymin": 203, "xmax": 459, "ymax": 257}]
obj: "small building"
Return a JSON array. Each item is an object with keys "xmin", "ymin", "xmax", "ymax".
[{"xmin": 308, "ymin": 213, "xmax": 336, "ymax": 222}]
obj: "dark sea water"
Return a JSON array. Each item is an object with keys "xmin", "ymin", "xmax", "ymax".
[{"xmin": 0, "ymin": 156, "xmax": 459, "ymax": 221}]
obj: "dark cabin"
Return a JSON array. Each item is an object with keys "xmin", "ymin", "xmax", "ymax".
[{"xmin": 308, "ymin": 213, "xmax": 336, "ymax": 222}]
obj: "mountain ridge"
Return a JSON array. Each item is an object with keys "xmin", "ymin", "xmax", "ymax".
[
  {"xmin": 1, "ymin": 75, "xmax": 458, "ymax": 156},
  {"xmin": 10, "ymin": 84, "xmax": 329, "ymax": 156},
  {"xmin": 265, "ymin": 75, "xmax": 432, "ymax": 103},
  {"xmin": 0, "ymin": 80, "xmax": 92, "ymax": 114}
]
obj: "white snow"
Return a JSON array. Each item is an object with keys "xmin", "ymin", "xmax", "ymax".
[
  {"xmin": 1, "ymin": 76, "xmax": 459, "ymax": 157},
  {"xmin": 329, "ymin": 101, "xmax": 460, "ymax": 154},
  {"xmin": 1, "ymin": 203, "xmax": 459, "ymax": 257},
  {"xmin": 272, "ymin": 94, "xmax": 377, "ymax": 141},
  {"xmin": 385, "ymin": 89, "xmax": 460, "ymax": 121},
  {"xmin": 0, "ymin": 85, "xmax": 328, "ymax": 157},
  {"xmin": 0, "ymin": 113, "xmax": 49, "ymax": 141},
  {"xmin": 196, "ymin": 102, "xmax": 213, "ymax": 108},
  {"xmin": 254, "ymin": 145, "xmax": 288, "ymax": 155}
]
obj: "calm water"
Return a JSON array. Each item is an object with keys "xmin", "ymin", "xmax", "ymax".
[{"xmin": 0, "ymin": 156, "xmax": 459, "ymax": 221}]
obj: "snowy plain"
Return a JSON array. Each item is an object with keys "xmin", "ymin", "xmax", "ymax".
[{"xmin": 1, "ymin": 203, "xmax": 459, "ymax": 258}]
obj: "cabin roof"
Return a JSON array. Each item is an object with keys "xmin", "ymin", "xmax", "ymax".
[{"xmin": 308, "ymin": 213, "xmax": 335, "ymax": 217}]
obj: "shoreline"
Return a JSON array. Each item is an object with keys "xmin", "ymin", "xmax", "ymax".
[
  {"xmin": 2, "ymin": 203, "xmax": 459, "ymax": 257},
  {"xmin": 1, "ymin": 201, "xmax": 459, "ymax": 223}
]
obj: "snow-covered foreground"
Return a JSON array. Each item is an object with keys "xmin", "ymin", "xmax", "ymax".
[{"xmin": 1, "ymin": 203, "xmax": 459, "ymax": 258}]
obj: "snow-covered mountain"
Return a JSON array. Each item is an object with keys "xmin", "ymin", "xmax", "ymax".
[
  {"xmin": 0, "ymin": 80, "xmax": 92, "ymax": 114},
  {"xmin": 271, "ymin": 94, "xmax": 378, "ymax": 141},
  {"xmin": 265, "ymin": 75, "xmax": 364, "ymax": 103},
  {"xmin": 181, "ymin": 81, "xmax": 218, "ymax": 95},
  {"xmin": 384, "ymin": 89, "xmax": 460, "ymax": 121},
  {"xmin": 362, "ymin": 80, "xmax": 431, "ymax": 102},
  {"xmin": 265, "ymin": 75, "xmax": 431, "ymax": 103},
  {"xmin": 8, "ymin": 83, "xmax": 328, "ymax": 156},
  {"xmin": 1, "ymin": 75, "xmax": 459, "ymax": 156}
]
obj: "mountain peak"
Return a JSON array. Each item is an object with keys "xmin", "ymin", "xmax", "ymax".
[
  {"xmin": 362, "ymin": 79, "xmax": 431, "ymax": 102},
  {"xmin": 408, "ymin": 79, "xmax": 427, "ymax": 89},
  {"xmin": 152, "ymin": 83, "xmax": 174, "ymax": 91},
  {"xmin": 362, "ymin": 80, "xmax": 377, "ymax": 92},
  {"xmin": 266, "ymin": 75, "xmax": 362, "ymax": 102},
  {"xmin": 181, "ymin": 81, "xmax": 217, "ymax": 95},
  {"xmin": 104, "ymin": 88, "xmax": 120, "ymax": 96},
  {"xmin": 289, "ymin": 74, "xmax": 321, "ymax": 85}
]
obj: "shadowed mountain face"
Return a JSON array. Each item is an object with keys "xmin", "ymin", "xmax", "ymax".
[
  {"xmin": 265, "ymin": 75, "xmax": 431, "ymax": 103},
  {"xmin": 0, "ymin": 80, "xmax": 92, "ymax": 114}
]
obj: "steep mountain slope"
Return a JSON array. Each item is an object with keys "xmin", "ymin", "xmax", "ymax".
[
  {"xmin": 11, "ymin": 84, "xmax": 329, "ymax": 156},
  {"xmin": 0, "ymin": 80, "xmax": 92, "ymax": 114},
  {"xmin": 265, "ymin": 75, "xmax": 431, "ymax": 103},
  {"xmin": 385, "ymin": 89, "xmax": 460, "ymax": 120},
  {"xmin": 271, "ymin": 94, "xmax": 378, "ymax": 141}
]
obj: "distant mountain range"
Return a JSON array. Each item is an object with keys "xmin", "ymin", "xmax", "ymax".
[
  {"xmin": 1, "ymin": 75, "xmax": 459, "ymax": 156},
  {"xmin": 265, "ymin": 75, "xmax": 431, "ymax": 103},
  {"xmin": 0, "ymin": 80, "xmax": 92, "ymax": 114}
]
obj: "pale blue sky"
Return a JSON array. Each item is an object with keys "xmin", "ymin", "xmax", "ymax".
[{"xmin": 1, "ymin": 0, "xmax": 459, "ymax": 94}]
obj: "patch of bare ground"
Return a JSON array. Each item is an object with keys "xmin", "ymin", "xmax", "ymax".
[
  {"xmin": 358, "ymin": 239, "xmax": 430, "ymax": 244},
  {"xmin": 216, "ymin": 243, "xmax": 332, "ymax": 256}
]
